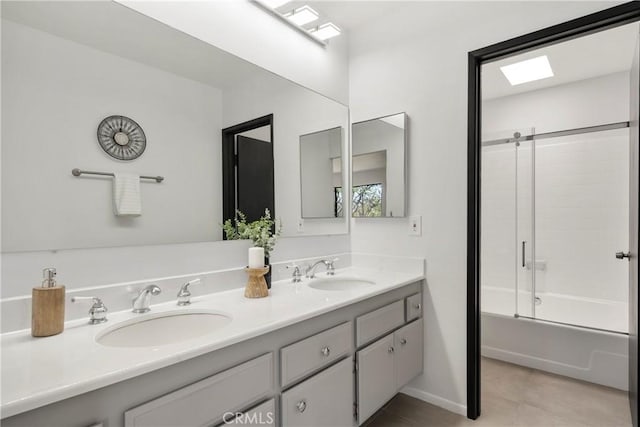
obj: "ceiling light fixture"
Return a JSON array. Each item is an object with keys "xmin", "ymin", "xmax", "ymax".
[
  {"xmin": 308, "ymin": 22, "xmax": 341, "ymax": 41},
  {"xmin": 285, "ymin": 5, "xmax": 319, "ymax": 26},
  {"xmin": 500, "ymin": 55, "xmax": 554, "ymax": 86}
]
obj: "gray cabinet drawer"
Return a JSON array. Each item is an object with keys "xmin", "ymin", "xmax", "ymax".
[
  {"xmin": 405, "ymin": 293, "xmax": 422, "ymax": 322},
  {"xmin": 356, "ymin": 300, "xmax": 404, "ymax": 347},
  {"xmin": 124, "ymin": 353, "xmax": 274, "ymax": 427},
  {"xmin": 281, "ymin": 357, "xmax": 354, "ymax": 427},
  {"xmin": 281, "ymin": 322, "xmax": 352, "ymax": 388}
]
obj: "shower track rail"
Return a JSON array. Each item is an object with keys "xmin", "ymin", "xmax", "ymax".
[
  {"xmin": 483, "ymin": 121, "xmax": 630, "ymax": 146},
  {"xmin": 512, "ymin": 313, "xmax": 629, "ymax": 336}
]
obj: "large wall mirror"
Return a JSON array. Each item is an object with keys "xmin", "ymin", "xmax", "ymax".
[
  {"xmin": 351, "ymin": 113, "xmax": 407, "ymax": 217},
  {"xmin": 0, "ymin": 1, "xmax": 349, "ymax": 252}
]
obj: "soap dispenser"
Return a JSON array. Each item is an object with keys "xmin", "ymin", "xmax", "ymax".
[{"xmin": 31, "ymin": 268, "xmax": 65, "ymax": 337}]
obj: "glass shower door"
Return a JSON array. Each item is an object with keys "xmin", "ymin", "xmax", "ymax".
[
  {"xmin": 530, "ymin": 127, "xmax": 629, "ymax": 333},
  {"xmin": 515, "ymin": 130, "xmax": 535, "ymax": 318},
  {"xmin": 480, "ymin": 128, "xmax": 533, "ymax": 318}
]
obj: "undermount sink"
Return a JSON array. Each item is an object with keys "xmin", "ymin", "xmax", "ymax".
[
  {"xmin": 307, "ymin": 277, "xmax": 375, "ymax": 291},
  {"xmin": 96, "ymin": 310, "xmax": 232, "ymax": 348}
]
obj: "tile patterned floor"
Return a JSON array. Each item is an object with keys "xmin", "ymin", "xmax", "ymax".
[{"xmin": 365, "ymin": 357, "xmax": 631, "ymax": 427}]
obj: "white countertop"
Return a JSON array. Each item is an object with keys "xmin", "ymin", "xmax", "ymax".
[{"xmin": 1, "ymin": 267, "xmax": 423, "ymax": 418}]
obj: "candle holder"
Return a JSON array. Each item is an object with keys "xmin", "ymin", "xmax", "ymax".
[{"xmin": 244, "ymin": 266, "xmax": 270, "ymax": 298}]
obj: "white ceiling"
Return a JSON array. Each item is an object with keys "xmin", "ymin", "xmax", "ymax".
[
  {"xmin": 483, "ymin": 22, "xmax": 639, "ymax": 100},
  {"xmin": 300, "ymin": 1, "xmax": 405, "ymax": 31}
]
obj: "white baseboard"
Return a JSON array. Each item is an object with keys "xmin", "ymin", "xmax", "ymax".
[{"xmin": 400, "ymin": 387, "xmax": 467, "ymax": 417}]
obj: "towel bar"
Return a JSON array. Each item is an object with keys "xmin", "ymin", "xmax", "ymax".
[{"xmin": 72, "ymin": 168, "xmax": 164, "ymax": 183}]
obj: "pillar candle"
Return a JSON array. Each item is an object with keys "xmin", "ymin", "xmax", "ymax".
[{"xmin": 248, "ymin": 247, "xmax": 265, "ymax": 268}]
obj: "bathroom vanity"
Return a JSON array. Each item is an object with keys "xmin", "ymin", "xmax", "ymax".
[{"xmin": 1, "ymin": 265, "xmax": 424, "ymax": 427}]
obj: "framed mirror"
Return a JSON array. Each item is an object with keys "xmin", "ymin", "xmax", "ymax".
[
  {"xmin": 300, "ymin": 127, "xmax": 344, "ymax": 219},
  {"xmin": 351, "ymin": 112, "xmax": 407, "ymax": 218}
]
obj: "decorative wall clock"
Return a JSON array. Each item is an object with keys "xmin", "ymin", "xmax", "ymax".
[{"xmin": 97, "ymin": 115, "xmax": 146, "ymax": 161}]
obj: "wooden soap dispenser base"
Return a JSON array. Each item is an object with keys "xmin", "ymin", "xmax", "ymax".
[
  {"xmin": 32, "ymin": 268, "xmax": 65, "ymax": 337},
  {"xmin": 244, "ymin": 266, "xmax": 270, "ymax": 298}
]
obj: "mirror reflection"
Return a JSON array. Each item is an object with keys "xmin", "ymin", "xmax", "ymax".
[
  {"xmin": 351, "ymin": 113, "xmax": 407, "ymax": 217},
  {"xmin": 300, "ymin": 127, "xmax": 344, "ymax": 219},
  {"xmin": 0, "ymin": 1, "xmax": 349, "ymax": 252}
]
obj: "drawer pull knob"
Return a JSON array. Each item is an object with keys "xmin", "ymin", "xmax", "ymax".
[
  {"xmin": 400, "ymin": 338, "xmax": 407, "ymax": 345},
  {"xmin": 321, "ymin": 346, "xmax": 331, "ymax": 357},
  {"xmin": 297, "ymin": 400, "xmax": 307, "ymax": 413},
  {"xmin": 388, "ymin": 346, "xmax": 395, "ymax": 353},
  {"xmin": 414, "ymin": 303, "xmax": 422, "ymax": 310}
]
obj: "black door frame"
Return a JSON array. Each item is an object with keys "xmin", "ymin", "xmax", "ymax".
[
  {"xmin": 221, "ymin": 114, "xmax": 274, "ymax": 236},
  {"xmin": 467, "ymin": 2, "xmax": 640, "ymax": 420}
]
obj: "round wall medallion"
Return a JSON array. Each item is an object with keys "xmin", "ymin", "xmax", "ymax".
[{"xmin": 97, "ymin": 115, "xmax": 146, "ymax": 161}]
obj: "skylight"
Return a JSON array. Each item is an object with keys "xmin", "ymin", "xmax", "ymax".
[{"xmin": 500, "ymin": 55, "xmax": 554, "ymax": 86}]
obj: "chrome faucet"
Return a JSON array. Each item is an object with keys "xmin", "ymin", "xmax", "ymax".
[
  {"xmin": 132, "ymin": 284, "xmax": 161, "ymax": 313},
  {"xmin": 305, "ymin": 258, "xmax": 338, "ymax": 278},
  {"xmin": 177, "ymin": 278, "xmax": 201, "ymax": 306}
]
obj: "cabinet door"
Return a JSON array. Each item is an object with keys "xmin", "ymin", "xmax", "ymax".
[
  {"xmin": 281, "ymin": 358, "xmax": 353, "ymax": 427},
  {"xmin": 395, "ymin": 319, "xmax": 423, "ymax": 389},
  {"xmin": 356, "ymin": 334, "xmax": 396, "ymax": 425}
]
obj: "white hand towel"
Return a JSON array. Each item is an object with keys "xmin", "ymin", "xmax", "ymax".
[{"xmin": 113, "ymin": 173, "xmax": 141, "ymax": 216}]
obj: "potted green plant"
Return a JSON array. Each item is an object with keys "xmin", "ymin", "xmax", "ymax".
[{"xmin": 222, "ymin": 209, "xmax": 282, "ymax": 288}]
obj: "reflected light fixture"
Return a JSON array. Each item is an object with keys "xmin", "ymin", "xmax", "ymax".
[
  {"xmin": 500, "ymin": 55, "xmax": 554, "ymax": 86},
  {"xmin": 260, "ymin": 0, "xmax": 289, "ymax": 8},
  {"xmin": 308, "ymin": 22, "xmax": 341, "ymax": 41},
  {"xmin": 285, "ymin": 5, "xmax": 319, "ymax": 26}
]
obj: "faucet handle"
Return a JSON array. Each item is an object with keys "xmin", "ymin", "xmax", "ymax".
[
  {"xmin": 326, "ymin": 257, "xmax": 339, "ymax": 275},
  {"xmin": 286, "ymin": 264, "xmax": 302, "ymax": 283},
  {"xmin": 177, "ymin": 278, "xmax": 201, "ymax": 306},
  {"xmin": 71, "ymin": 296, "xmax": 108, "ymax": 324}
]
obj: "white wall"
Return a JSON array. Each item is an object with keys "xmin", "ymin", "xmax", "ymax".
[
  {"xmin": 116, "ymin": 0, "xmax": 350, "ymax": 105},
  {"xmin": 348, "ymin": 0, "xmax": 620, "ymax": 414},
  {"xmin": 1, "ymin": 20, "xmax": 221, "ymax": 252}
]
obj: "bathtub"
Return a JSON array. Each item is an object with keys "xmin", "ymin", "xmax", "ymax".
[{"xmin": 482, "ymin": 286, "xmax": 629, "ymax": 390}]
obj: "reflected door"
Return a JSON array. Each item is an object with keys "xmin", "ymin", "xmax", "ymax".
[{"xmin": 236, "ymin": 135, "xmax": 275, "ymax": 223}]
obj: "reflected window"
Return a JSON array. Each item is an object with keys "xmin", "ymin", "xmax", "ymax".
[{"xmin": 334, "ymin": 183, "xmax": 384, "ymax": 218}]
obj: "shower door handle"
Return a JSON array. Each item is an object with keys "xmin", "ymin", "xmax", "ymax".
[
  {"xmin": 616, "ymin": 251, "xmax": 631, "ymax": 260},
  {"xmin": 522, "ymin": 241, "xmax": 526, "ymax": 267}
]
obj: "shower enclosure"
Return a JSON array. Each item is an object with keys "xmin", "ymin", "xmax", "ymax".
[{"xmin": 481, "ymin": 123, "xmax": 630, "ymax": 334}]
